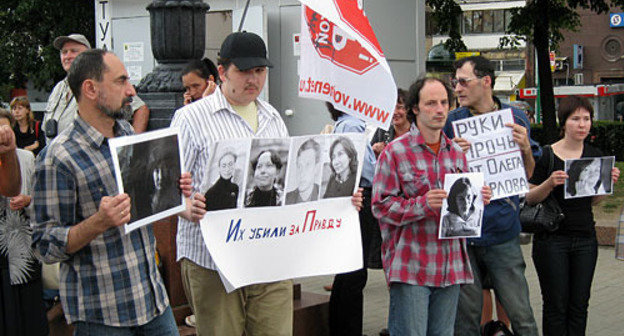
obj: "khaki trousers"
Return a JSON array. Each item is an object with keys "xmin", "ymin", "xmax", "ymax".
[{"xmin": 180, "ymin": 258, "xmax": 293, "ymax": 336}]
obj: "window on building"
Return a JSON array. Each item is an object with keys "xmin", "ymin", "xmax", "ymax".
[
  {"xmin": 493, "ymin": 10, "xmax": 505, "ymax": 33},
  {"xmin": 464, "ymin": 11, "xmax": 474, "ymax": 34},
  {"xmin": 505, "ymin": 9, "xmax": 513, "ymax": 31},
  {"xmin": 483, "ymin": 10, "xmax": 493, "ymax": 33},
  {"xmin": 473, "ymin": 11, "xmax": 483, "ymax": 33},
  {"xmin": 462, "ymin": 9, "xmax": 515, "ymax": 34}
]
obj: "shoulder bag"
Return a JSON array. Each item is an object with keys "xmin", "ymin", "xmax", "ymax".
[{"xmin": 519, "ymin": 145, "xmax": 565, "ymax": 233}]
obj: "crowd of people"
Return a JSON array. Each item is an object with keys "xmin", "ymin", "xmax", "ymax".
[{"xmin": 0, "ymin": 28, "xmax": 620, "ymax": 336}]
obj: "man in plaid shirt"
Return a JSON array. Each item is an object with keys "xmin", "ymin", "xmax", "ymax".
[
  {"xmin": 372, "ymin": 77, "xmax": 491, "ymax": 336},
  {"xmin": 32, "ymin": 49, "xmax": 191, "ymax": 335}
]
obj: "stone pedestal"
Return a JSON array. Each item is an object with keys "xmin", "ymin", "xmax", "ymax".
[
  {"xmin": 136, "ymin": 0, "xmax": 210, "ymax": 131},
  {"xmin": 152, "ymin": 216, "xmax": 192, "ymax": 324},
  {"xmin": 137, "ymin": 92, "xmax": 185, "ymax": 130}
]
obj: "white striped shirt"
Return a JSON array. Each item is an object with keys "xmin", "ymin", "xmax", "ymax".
[{"xmin": 170, "ymin": 86, "xmax": 289, "ymax": 270}]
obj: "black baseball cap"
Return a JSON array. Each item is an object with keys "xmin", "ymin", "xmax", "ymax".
[{"xmin": 219, "ymin": 32, "xmax": 273, "ymax": 71}]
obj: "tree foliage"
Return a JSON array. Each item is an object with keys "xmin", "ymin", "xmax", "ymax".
[
  {"xmin": 503, "ymin": 0, "xmax": 624, "ymax": 144},
  {"xmin": 426, "ymin": 0, "xmax": 466, "ymax": 52},
  {"xmin": 0, "ymin": 0, "xmax": 94, "ymax": 97},
  {"xmin": 429, "ymin": 0, "xmax": 624, "ymax": 144}
]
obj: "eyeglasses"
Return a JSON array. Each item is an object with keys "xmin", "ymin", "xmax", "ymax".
[{"xmin": 451, "ymin": 77, "xmax": 479, "ymax": 87}]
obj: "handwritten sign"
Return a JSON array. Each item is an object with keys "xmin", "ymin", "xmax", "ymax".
[{"xmin": 452, "ymin": 109, "xmax": 528, "ymax": 200}]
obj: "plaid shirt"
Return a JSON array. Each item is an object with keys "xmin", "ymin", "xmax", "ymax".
[
  {"xmin": 371, "ymin": 127, "xmax": 473, "ymax": 287},
  {"xmin": 32, "ymin": 116, "xmax": 169, "ymax": 326}
]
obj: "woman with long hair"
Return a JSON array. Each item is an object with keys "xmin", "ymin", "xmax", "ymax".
[
  {"xmin": 10, "ymin": 96, "xmax": 45, "ymax": 156},
  {"xmin": 181, "ymin": 58, "xmax": 220, "ymax": 105},
  {"xmin": 525, "ymin": 96, "xmax": 620, "ymax": 335},
  {"xmin": 323, "ymin": 136, "xmax": 358, "ymax": 198}
]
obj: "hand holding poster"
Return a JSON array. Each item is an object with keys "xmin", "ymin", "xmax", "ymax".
[
  {"xmin": 564, "ymin": 156, "xmax": 615, "ymax": 199},
  {"xmin": 199, "ymin": 133, "xmax": 367, "ymax": 291},
  {"xmin": 451, "ymin": 109, "xmax": 529, "ymax": 200},
  {"xmin": 298, "ymin": 0, "xmax": 397, "ymax": 130},
  {"xmin": 109, "ymin": 127, "xmax": 186, "ymax": 233},
  {"xmin": 439, "ymin": 173, "xmax": 484, "ymax": 239}
]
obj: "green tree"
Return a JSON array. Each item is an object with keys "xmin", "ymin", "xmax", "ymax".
[
  {"xmin": 430, "ymin": 0, "xmax": 623, "ymax": 144},
  {"xmin": 0, "ymin": 0, "xmax": 94, "ymax": 100},
  {"xmin": 427, "ymin": 0, "xmax": 467, "ymax": 52},
  {"xmin": 503, "ymin": 0, "xmax": 620, "ymax": 144}
]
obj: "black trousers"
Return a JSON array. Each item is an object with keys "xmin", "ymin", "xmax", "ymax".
[
  {"xmin": 532, "ymin": 233, "xmax": 598, "ymax": 336},
  {"xmin": 329, "ymin": 188, "xmax": 377, "ymax": 336}
]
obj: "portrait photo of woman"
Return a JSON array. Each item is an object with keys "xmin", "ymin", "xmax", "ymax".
[
  {"xmin": 245, "ymin": 140, "xmax": 289, "ymax": 207},
  {"xmin": 204, "ymin": 150, "xmax": 240, "ymax": 211},
  {"xmin": 322, "ymin": 136, "xmax": 359, "ymax": 199},
  {"xmin": 440, "ymin": 175, "xmax": 483, "ymax": 238},
  {"xmin": 565, "ymin": 156, "xmax": 614, "ymax": 199}
]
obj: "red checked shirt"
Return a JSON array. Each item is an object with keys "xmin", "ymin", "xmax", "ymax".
[{"xmin": 371, "ymin": 127, "xmax": 474, "ymax": 287}]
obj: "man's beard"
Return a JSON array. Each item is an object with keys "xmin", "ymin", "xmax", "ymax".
[{"xmin": 98, "ymin": 96, "xmax": 133, "ymax": 119}]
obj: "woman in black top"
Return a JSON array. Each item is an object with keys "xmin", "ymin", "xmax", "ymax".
[
  {"xmin": 245, "ymin": 150, "xmax": 283, "ymax": 207},
  {"xmin": 10, "ymin": 97, "xmax": 45, "ymax": 156},
  {"xmin": 526, "ymin": 96, "xmax": 620, "ymax": 335},
  {"xmin": 323, "ymin": 136, "xmax": 358, "ymax": 198},
  {"xmin": 205, "ymin": 151, "xmax": 239, "ymax": 211}
]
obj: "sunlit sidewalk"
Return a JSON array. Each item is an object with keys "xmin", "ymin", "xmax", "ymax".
[{"xmin": 297, "ymin": 243, "xmax": 624, "ymax": 336}]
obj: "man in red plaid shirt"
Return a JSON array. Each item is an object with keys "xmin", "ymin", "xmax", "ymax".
[{"xmin": 372, "ymin": 77, "xmax": 491, "ymax": 336}]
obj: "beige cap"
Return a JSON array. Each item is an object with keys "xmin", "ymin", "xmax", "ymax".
[{"xmin": 53, "ymin": 34, "xmax": 91, "ymax": 50}]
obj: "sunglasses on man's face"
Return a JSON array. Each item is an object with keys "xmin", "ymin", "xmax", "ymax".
[{"xmin": 451, "ymin": 77, "xmax": 480, "ymax": 87}]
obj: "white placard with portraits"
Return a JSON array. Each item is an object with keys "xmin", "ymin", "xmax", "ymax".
[{"xmin": 199, "ymin": 133, "xmax": 367, "ymax": 291}]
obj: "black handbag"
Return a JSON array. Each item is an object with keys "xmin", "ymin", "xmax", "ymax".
[{"xmin": 520, "ymin": 145, "xmax": 565, "ymax": 233}]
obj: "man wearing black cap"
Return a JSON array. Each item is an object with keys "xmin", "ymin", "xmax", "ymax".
[
  {"xmin": 44, "ymin": 34, "xmax": 150, "ymax": 142},
  {"xmin": 171, "ymin": 32, "xmax": 292, "ymax": 336}
]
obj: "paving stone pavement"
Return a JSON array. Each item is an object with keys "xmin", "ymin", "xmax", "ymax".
[{"xmin": 297, "ymin": 243, "xmax": 624, "ymax": 336}]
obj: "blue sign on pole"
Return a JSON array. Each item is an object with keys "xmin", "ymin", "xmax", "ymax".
[{"xmin": 610, "ymin": 13, "xmax": 624, "ymax": 27}]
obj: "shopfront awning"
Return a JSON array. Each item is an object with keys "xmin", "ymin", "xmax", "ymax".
[{"xmin": 494, "ymin": 71, "xmax": 526, "ymax": 93}]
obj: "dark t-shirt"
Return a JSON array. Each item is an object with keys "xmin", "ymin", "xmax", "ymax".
[
  {"xmin": 529, "ymin": 144, "xmax": 603, "ymax": 236},
  {"xmin": 13, "ymin": 122, "xmax": 45, "ymax": 156}
]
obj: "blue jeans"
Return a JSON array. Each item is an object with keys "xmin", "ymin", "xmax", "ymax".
[
  {"xmin": 389, "ymin": 283, "xmax": 460, "ymax": 336},
  {"xmin": 454, "ymin": 237, "xmax": 538, "ymax": 336},
  {"xmin": 73, "ymin": 306, "xmax": 179, "ymax": 336},
  {"xmin": 532, "ymin": 233, "xmax": 598, "ymax": 336}
]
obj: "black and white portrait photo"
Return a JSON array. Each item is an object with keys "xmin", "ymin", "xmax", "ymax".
[
  {"xmin": 320, "ymin": 135, "xmax": 365, "ymax": 199},
  {"xmin": 244, "ymin": 139, "xmax": 290, "ymax": 208},
  {"xmin": 110, "ymin": 128, "xmax": 186, "ymax": 233},
  {"xmin": 564, "ymin": 156, "xmax": 615, "ymax": 199},
  {"xmin": 439, "ymin": 173, "xmax": 484, "ymax": 239},
  {"xmin": 203, "ymin": 140, "xmax": 250, "ymax": 211},
  {"xmin": 284, "ymin": 136, "xmax": 324, "ymax": 205}
]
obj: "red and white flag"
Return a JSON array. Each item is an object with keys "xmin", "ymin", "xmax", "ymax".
[{"xmin": 298, "ymin": 0, "xmax": 397, "ymax": 130}]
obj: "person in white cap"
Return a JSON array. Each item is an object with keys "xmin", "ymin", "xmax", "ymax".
[{"xmin": 44, "ymin": 34, "xmax": 149, "ymax": 142}]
